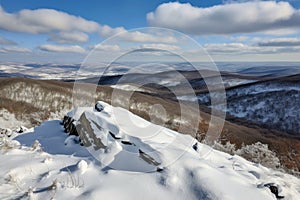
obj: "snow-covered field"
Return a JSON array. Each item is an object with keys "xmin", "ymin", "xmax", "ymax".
[
  {"xmin": 0, "ymin": 102, "xmax": 299, "ymax": 199},
  {"xmin": 0, "ymin": 63, "xmax": 80, "ymax": 80}
]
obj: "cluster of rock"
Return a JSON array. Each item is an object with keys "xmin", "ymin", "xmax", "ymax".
[
  {"xmin": 61, "ymin": 102, "xmax": 162, "ymax": 171},
  {"xmin": 0, "ymin": 126, "xmax": 28, "ymax": 138}
]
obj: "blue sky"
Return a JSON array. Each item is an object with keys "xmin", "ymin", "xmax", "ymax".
[
  {"xmin": 0, "ymin": 0, "xmax": 300, "ymax": 63},
  {"xmin": 1, "ymin": 0, "xmax": 226, "ymax": 27}
]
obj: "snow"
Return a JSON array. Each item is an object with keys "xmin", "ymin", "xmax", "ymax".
[
  {"xmin": 0, "ymin": 109, "xmax": 24, "ymax": 130},
  {"xmin": 158, "ymin": 80, "xmax": 181, "ymax": 87},
  {"xmin": 176, "ymin": 80, "xmax": 300, "ymax": 135},
  {"xmin": 0, "ymin": 63, "xmax": 81, "ymax": 80},
  {"xmin": 77, "ymin": 160, "xmax": 88, "ymax": 174},
  {"xmin": 0, "ymin": 101, "xmax": 299, "ymax": 199},
  {"xmin": 110, "ymin": 84, "xmax": 148, "ymax": 92},
  {"xmin": 222, "ymin": 77, "xmax": 256, "ymax": 87}
]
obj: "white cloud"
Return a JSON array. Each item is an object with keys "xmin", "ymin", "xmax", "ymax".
[
  {"xmin": 147, "ymin": 1, "xmax": 300, "ymax": 35},
  {"xmin": 119, "ymin": 31, "xmax": 178, "ymax": 43},
  {"xmin": 92, "ymin": 44, "xmax": 121, "ymax": 51},
  {"xmin": 88, "ymin": 43, "xmax": 180, "ymax": 56},
  {"xmin": 49, "ymin": 32, "xmax": 89, "ymax": 44},
  {"xmin": 0, "ymin": 6, "xmax": 179, "ymax": 44},
  {"xmin": 98, "ymin": 25, "xmax": 178, "ymax": 43},
  {"xmin": 0, "ymin": 6, "xmax": 99, "ymax": 34},
  {"xmin": 39, "ymin": 44, "xmax": 86, "ymax": 54},
  {"xmin": 140, "ymin": 43, "xmax": 180, "ymax": 51},
  {"xmin": 0, "ymin": 37, "xmax": 17, "ymax": 45},
  {"xmin": 98, "ymin": 25, "xmax": 125, "ymax": 38},
  {"xmin": 204, "ymin": 43, "xmax": 252, "ymax": 53},
  {"xmin": 1, "ymin": 46, "xmax": 31, "ymax": 53}
]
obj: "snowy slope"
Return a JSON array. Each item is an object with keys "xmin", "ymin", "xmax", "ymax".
[{"xmin": 0, "ymin": 101, "xmax": 299, "ymax": 200}]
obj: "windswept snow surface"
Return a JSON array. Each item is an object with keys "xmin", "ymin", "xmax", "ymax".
[{"xmin": 0, "ymin": 101, "xmax": 299, "ymax": 200}]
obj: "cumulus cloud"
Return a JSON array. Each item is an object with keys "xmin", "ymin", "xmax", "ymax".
[
  {"xmin": 98, "ymin": 25, "xmax": 125, "ymax": 38},
  {"xmin": 119, "ymin": 31, "xmax": 178, "ymax": 43},
  {"xmin": 92, "ymin": 44, "xmax": 121, "ymax": 51},
  {"xmin": 48, "ymin": 32, "xmax": 89, "ymax": 44},
  {"xmin": 147, "ymin": 1, "xmax": 300, "ymax": 35},
  {"xmin": 257, "ymin": 38, "xmax": 300, "ymax": 46},
  {"xmin": 0, "ymin": 6, "xmax": 178, "ymax": 44},
  {"xmin": 0, "ymin": 6, "xmax": 99, "ymax": 34},
  {"xmin": 0, "ymin": 37, "xmax": 17, "ymax": 45},
  {"xmin": 39, "ymin": 44, "xmax": 86, "ymax": 54},
  {"xmin": 98, "ymin": 25, "xmax": 178, "ymax": 43},
  {"xmin": 1, "ymin": 46, "xmax": 31, "ymax": 53}
]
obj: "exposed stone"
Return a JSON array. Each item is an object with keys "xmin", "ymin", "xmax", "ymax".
[
  {"xmin": 77, "ymin": 112, "xmax": 106, "ymax": 150},
  {"xmin": 109, "ymin": 131, "xmax": 121, "ymax": 139},
  {"xmin": 121, "ymin": 141, "xmax": 133, "ymax": 145},
  {"xmin": 139, "ymin": 149, "xmax": 160, "ymax": 166},
  {"xmin": 95, "ymin": 102, "xmax": 104, "ymax": 112},
  {"xmin": 264, "ymin": 183, "xmax": 284, "ymax": 199}
]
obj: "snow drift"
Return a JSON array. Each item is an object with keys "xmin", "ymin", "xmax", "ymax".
[{"xmin": 0, "ymin": 101, "xmax": 299, "ymax": 199}]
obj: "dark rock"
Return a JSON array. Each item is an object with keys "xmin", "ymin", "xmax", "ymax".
[
  {"xmin": 0, "ymin": 128, "xmax": 12, "ymax": 137},
  {"xmin": 95, "ymin": 102, "xmax": 104, "ymax": 112},
  {"xmin": 63, "ymin": 116, "xmax": 71, "ymax": 128},
  {"xmin": 69, "ymin": 122, "xmax": 79, "ymax": 136},
  {"xmin": 192, "ymin": 142, "xmax": 198, "ymax": 151},
  {"xmin": 62, "ymin": 115, "xmax": 79, "ymax": 136},
  {"xmin": 61, "ymin": 115, "xmax": 69, "ymax": 125},
  {"xmin": 264, "ymin": 184, "xmax": 284, "ymax": 199},
  {"xmin": 64, "ymin": 118, "xmax": 74, "ymax": 133},
  {"xmin": 109, "ymin": 131, "xmax": 121, "ymax": 139},
  {"xmin": 121, "ymin": 141, "xmax": 132, "ymax": 145},
  {"xmin": 139, "ymin": 149, "xmax": 160, "ymax": 166},
  {"xmin": 156, "ymin": 167, "xmax": 164, "ymax": 172},
  {"xmin": 17, "ymin": 127, "xmax": 24, "ymax": 133},
  {"xmin": 77, "ymin": 112, "xmax": 106, "ymax": 150}
]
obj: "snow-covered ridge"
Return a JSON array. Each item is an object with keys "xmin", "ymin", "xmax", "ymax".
[
  {"xmin": 0, "ymin": 101, "xmax": 300, "ymax": 199},
  {"xmin": 178, "ymin": 81, "xmax": 300, "ymax": 135}
]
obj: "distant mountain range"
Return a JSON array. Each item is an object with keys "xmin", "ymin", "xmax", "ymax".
[{"xmin": 1, "ymin": 62, "xmax": 300, "ymax": 79}]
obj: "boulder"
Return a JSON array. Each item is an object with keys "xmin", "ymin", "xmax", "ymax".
[{"xmin": 95, "ymin": 102, "xmax": 104, "ymax": 112}]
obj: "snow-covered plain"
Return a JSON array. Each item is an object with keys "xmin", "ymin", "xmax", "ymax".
[{"xmin": 0, "ymin": 102, "xmax": 299, "ymax": 200}]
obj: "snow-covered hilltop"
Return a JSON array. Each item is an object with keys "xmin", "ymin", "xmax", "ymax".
[{"xmin": 0, "ymin": 101, "xmax": 299, "ymax": 199}]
